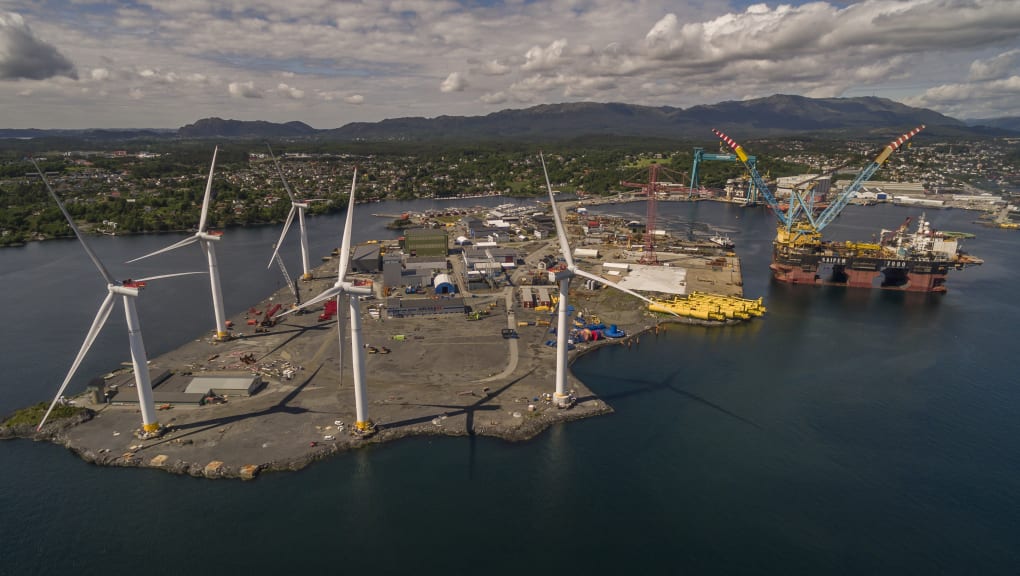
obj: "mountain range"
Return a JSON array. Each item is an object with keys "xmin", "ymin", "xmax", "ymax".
[{"xmin": 2, "ymin": 95, "xmax": 1015, "ymax": 142}]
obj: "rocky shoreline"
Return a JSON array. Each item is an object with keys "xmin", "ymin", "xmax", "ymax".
[
  {"xmin": 4, "ymin": 207, "xmax": 751, "ymax": 480},
  {"xmin": 0, "ymin": 313, "xmax": 734, "ymax": 480}
]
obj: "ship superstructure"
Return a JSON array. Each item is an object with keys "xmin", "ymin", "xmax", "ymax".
[{"xmin": 713, "ymin": 126, "xmax": 981, "ymax": 293}]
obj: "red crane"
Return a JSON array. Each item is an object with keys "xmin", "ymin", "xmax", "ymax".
[{"xmin": 621, "ymin": 163, "xmax": 688, "ymax": 265}]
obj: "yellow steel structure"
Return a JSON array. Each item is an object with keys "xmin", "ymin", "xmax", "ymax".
[{"xmin": 649, "ymin": 292, "xmax": 766, "ymax": 322}]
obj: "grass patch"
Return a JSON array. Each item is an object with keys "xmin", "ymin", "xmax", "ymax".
[{"xmin": 2, "ymin": 402, "xmax": 85, "ymax": 428}]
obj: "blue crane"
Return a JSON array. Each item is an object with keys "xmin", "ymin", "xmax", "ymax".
[
  {"xmin": 712, "ymin": 126, "xmax": 926, "ymax": 246},
  {"xmin": 689, "ymin": 147, "xmax": 758, "ymax": 204}
]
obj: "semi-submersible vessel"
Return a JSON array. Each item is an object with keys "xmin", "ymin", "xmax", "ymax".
[
  {"xmin": 713, "ymin": 126, "xmax": 981, "ymax": 293},
  {"xmin": 770, "ymin": 213, "xmax": 982, "ymax": 292}
]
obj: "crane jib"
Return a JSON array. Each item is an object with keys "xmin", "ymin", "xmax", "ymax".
[{"xmin": 712, "ymin": 125, "xmax": 925, "ymax": 235}]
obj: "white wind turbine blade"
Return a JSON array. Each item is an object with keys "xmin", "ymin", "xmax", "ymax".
[
  {"xmin": 540, "ymin": 153, "xmax": 575, "ymax": 269},
  {"xmin": 266, "ymin": 206, "xmax": 297, "ymax": 268},
  {"xmin": 125, "ymin": 235, "xmax": 199, "ymax": 263},
  {"xmin": 197, "ymin": 146, "xmax": 218, "ymax": 234},
  {"xmin": 266, "ymin": 144, "xmax": 298, "ymax": 203},
  {"xmin": 31, "ymin": 159, "xmax": 115, "ymax": 285},
  {"xmin": 37, "ymin": 291, "xmax": 117, "ymax": 430},
  {"xmin": 277, "ymin": 285, "xmax": 342, "ymax": 317},
  {"xmin": 134, "ymin": 271, "xmax": 207, "ymax": 282},
  {"xmin": 575, "ymin": 269, "xmax": 677, "ymax": 313},
  {"xmin": 336, "ymin": 168, "xmax": 358, "ymax": 284}
]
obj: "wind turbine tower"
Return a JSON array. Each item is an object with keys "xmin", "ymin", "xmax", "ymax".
[
  {"xmin": 128, "ymin": 147, "xmax": 230, "ymax": 341},
  {"xmin": 31, "ymin": 161, "xmax": 202, "ymax": 435},
  {"xmin": 541, "ymin": 154, "xmax": 667, "ymax": 407},
  {"xmin": 267, "ymin": 145, "xmax": 315, "ymax": 280},
  {"xmin": 282, "ymin": 169, "xmax": 375, "ymax": 433}
]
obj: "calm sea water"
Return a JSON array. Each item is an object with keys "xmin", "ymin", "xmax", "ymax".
[{"xmin": 1, "ymin": 198, "xmax": 1018, "ymax": 575}]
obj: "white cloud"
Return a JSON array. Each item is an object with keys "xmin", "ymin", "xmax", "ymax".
[
  {"xmin": 480, "ymin": 58, "xmax": 510, "ymax": 76},
  {"xmin": 522, "ymin": 39, "xmax": 568, "ymax": 72},
  {"xmin": 228, "ymin": 80, "xmax": 262, "ymax": 98},
  {"xmin": 440, "ymin": 71, "xmax": 467, "ymax": 92},
  {"xmin": 277, "ymin": 82, "xmax": 305, "ymax": 99},
  {"xmin": 968, "ymin": 49, "xmax": 1020, "ymax": 81},
  {"xmin": 906, "ymin": 75, "xmax": 1020, "ymax": 117},
  {"xmin": 564, "ymin": 76, "xmax": 617, "ymax": 98},
  {"xmin": 129, "ymin": 87, "xmax": 144, "ymax": 99},
  {"xmin": 480, "ymin": 91, "xmax": 507, "ymax": 104},
  {"xmin": 5, "ymin": 0, "xmax": 1020, "ymax": 127}
]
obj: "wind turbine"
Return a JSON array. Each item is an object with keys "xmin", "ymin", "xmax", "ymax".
[
  {"xmin": 266, "ymin": 144, "xmax": 318, "ymax": 280},
  {"xmin": 127, "ymin": 146, "xmax": 230, "ymax": 341},
  {"xmin": 541, "ymin": 153, "xmax": 668, "ymax": 408},
  {"xmin": 31, "ymin": 161, "xmax": 203, "ymax": 434},
  {"xmin": 283, "ymin": 169, "xmax": 374, "ymax": 433}
]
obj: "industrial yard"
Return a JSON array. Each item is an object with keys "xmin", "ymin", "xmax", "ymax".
[{"xmin": 11, "ymin": 194, "xmax": 748, "ymax": 479}]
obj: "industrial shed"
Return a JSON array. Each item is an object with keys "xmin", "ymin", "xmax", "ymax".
[
  {"xmin": 184, "ymin": 374, "xmax": 264, "ymax": 397},
  {"xmin": 402, "ymin": 228, "xmax": 449, "ymax": 257},
  {"xmin": 519, "ymin": 286, "xmax": 535, "ymax": 308},
  {"xmin": 433, "ymin": 273, "xmax": 456, "ymax": 294},
  {"xmin": 352, "ymin": 243, "xmax": 381, "ymax": 273},
  {"xmin": 386, "ymin": 297, "xmax": 466, "ymax": 318}
]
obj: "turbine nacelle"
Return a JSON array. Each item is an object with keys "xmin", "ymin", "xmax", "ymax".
[
  {"xmin": 345, "ymin": 283, "xmax": 373, "ymax": 296},
  {"xmin": 111, "ymin": 284, "xmax": 141, "ymax": 296},
  {"xmin": 197, "ymin": 231, "xmax": 222, "ymax": 242}
]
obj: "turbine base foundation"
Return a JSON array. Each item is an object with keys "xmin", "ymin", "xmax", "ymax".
[
  {"xmin": 553, "ymin": 392, "xmax": 576, "ymax": 409},
  {"xmin": 135, "ymin": 422, "xmax": 164, "ymax": 440}
]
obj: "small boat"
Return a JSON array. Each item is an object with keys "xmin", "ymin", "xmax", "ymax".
[{"xmin": 709, "ymin": 234, "xmax": 734, "ymax": 249}]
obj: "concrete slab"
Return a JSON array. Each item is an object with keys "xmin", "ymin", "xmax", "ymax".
[{"xmin": 612, "ymin": 264, "xmax": 688, "ymax": 295}]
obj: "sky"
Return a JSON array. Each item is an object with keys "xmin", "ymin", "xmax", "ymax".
[{"xmin": 1, "ymin": 0, "xmax": 1018, "ymax": 129}]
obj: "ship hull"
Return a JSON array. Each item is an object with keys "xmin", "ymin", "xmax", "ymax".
[{"xmin": 771, "ymin": 251, "xmax": 950, "ymax": 293}]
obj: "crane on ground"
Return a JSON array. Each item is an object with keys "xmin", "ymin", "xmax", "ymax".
[
  {"xmin": 620, "ymin": 163, "xmax": 689, "ymax": 265},
  {"xmin": 273, "ymin": 247, "xmax": 301, "ymax": 306}
]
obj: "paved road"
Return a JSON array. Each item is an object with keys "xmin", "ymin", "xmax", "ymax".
[{"xmin": 476, "ymin": 287, "xmax": 519, "ymax": 383}]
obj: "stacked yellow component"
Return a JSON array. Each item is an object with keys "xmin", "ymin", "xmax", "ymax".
[{"xmin": 648, "ymin": 291, "xmax": 766, "ymax": 322}]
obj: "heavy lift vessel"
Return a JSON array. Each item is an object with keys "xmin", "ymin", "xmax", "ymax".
[{"xmin": 714, "ymin": 126, "xmax": 981, "ymax": 293}]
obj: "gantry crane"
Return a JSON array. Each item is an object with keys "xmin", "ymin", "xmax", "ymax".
[
  {"xmin": 689, "ymin": 146, "xmax": 758, "ymax": 203},
  {"xmin": 712, "ymin": 125, "xmax": 925, "ymax": 250}
]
